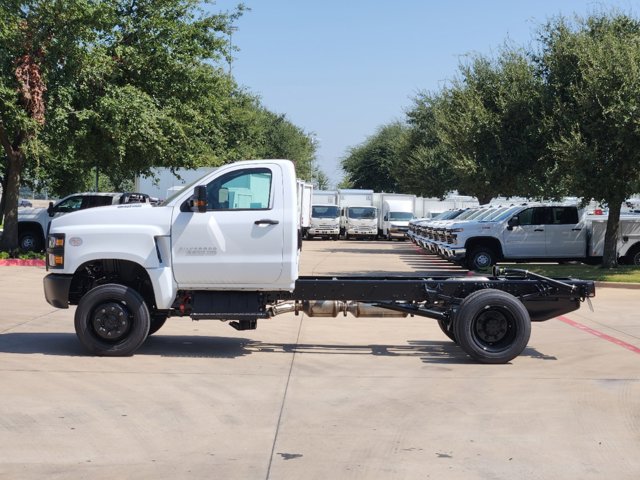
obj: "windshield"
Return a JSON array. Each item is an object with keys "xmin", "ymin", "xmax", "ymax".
[
  {"xmin": 159, "ymin": 168, "xmax": 218, "ymax": 206},
  {"xmin": 471, "ymin": 209, "xmax": 501, "ymax": 220},
  {"xmin": 389, "ymin": 212, "xmax": 414, "ymax": 221},
  {"xmin": 348, "ymin": 207, "xmax": 376, "ymax": 219},
  {"xmin": 477, "ymin": 207, "xmax": 508, "ymax": 221},
  {"xmin": 484, "ymin": 206, "xmax": 522, "ymax": 222},
  {"xmin": 312, "ymin": 205, "xmax": 340, "ymax": 218},
  {"xmin": 456, "ymin": 208, "xmax": 485, "ymax": 220}
]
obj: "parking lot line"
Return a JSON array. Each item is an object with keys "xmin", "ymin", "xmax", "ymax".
[{"xmin": 558, "ymin": 315, "xmax": 640, "ymax": 355}]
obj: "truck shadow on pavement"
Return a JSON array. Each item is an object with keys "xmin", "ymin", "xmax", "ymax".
[{"xmin": 0, "ymin": 332, "xmax": 557, "ymax": 363}]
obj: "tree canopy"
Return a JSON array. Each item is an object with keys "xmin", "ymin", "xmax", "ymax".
[
  {"xmin": 0, "ymin": 0, "xmax": 320, "ymax": 251},
  {"xmin": 340, "ymin": 10, "xmax": 640, "ymax": 266}
]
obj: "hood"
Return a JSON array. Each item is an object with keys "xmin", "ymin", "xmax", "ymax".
[
  {"xmin": 49, "ymin": 203, "xmax": 173, "ymax": 235},
  {"xmin": 17, "ymin": 206, "xmax": 48, "ymax": 221}
]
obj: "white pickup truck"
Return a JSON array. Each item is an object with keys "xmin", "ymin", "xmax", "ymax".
[
  {"xmin": 441, "ymin": 203, "xmax": 640, "ymax": 270},
  {"xmin": 43, "ymin": 160, "xmax": 595, "ymax": 363},
  {"xmin": 18, "ymin": 192, "xmax": 152, "ymax": 251}
]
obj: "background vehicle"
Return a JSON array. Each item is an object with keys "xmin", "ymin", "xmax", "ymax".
[
  {"xmin": 307, "ymin": 204, "xmax": 341, "ymax": 240},
  {"xmin": 17, "ymin": 192, "xmax": 152, "ymax": 251},
  {"xmin": 377, "ymin": 193, "xmax": 416, "ymax": 240},
  {"xmin": 441, "ymin": 203, "xmax": 640, "ymax": 269},
  {"xmin": 338, "ymin": 189, "xmax": 377, "ymax": 240}
]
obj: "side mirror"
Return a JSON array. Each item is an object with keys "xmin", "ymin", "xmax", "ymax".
[
  {"xmin": 47, "ymin": 202, "xmax": 55, "ymax": 217},
  {"xmin": 191, "ymin": 185, "xmax": 207, "ymax": 213},
  {"xmin": 383, "ymin": 214, "xmax": 388, "ymax": 221},
  {"xmin": 507, "ymin": 216, "xmax": 519, "ymax": 230}
]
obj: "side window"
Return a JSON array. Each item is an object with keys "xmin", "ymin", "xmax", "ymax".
[
  {"xmin": 84, "ymin": 196, "xmax": 114, "ymax": 209},
  {"xmin": 206, "ymin": 168, "xmax": 272, "ymax": 211},
  {"xmin": 548, "ymin": 207, "xmax": 578, "ymax": 225},
  {"xmin": 516, "ymin": 208, "xmax": 535, "ymax": 225},
  {"xmin": 54, "ymin": 196, "xmax": 84, "ymax": 213}
]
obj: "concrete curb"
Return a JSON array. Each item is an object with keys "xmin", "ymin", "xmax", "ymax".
[{"xmin": 0, "ymin": 259, "xmax": 46, "ymax": 267}]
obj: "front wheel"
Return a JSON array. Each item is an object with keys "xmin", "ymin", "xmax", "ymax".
[
  {"xmin": 466, "ymin": 246, "xmax": 497, "ymax": 271},
  {"xmin": 453, "ymin": 289, "xmax": 531, "ymax": 364},
  {"xmin": 19, "ymin": 229, "xmax": 43, "ymax": 252},
  {"xmin": 74, "ymin": 284, "xmax": 150, "ymax": 356}
]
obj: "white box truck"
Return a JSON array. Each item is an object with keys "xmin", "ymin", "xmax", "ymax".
[
  {"xmin": 338, "ymin": 189, "xmax": 377, "ymax": 240},
  {"xmin": 307, "ymin": 190, "xmax": 340, "ymax": 240},
  {"xmin": 296, "ymin": 181, "xmax": 313, "ymax": 238},
  {"xmin": 377, "ymin": 193, "xmax": 417, "ymax": 240}
]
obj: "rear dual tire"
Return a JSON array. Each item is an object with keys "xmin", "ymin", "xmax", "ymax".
[{"xmin": 453, "ymin": 289, "xmax": 531, "ymax": 364}]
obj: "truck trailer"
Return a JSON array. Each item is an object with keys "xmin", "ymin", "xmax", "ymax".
[{"xmin": 43, "ymin": 160, "xmax": 595, "ymax": 364}]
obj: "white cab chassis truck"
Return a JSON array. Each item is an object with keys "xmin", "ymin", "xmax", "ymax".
[{"xmin": 43, "ymin": 160, "xmax": 595, "ymax": 363}]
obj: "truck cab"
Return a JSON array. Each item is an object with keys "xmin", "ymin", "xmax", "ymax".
[
  {"xmin": 308, "ymin": 204, "xmax": 341, "ymax": 240},
  {"xmin": 341, "ymin": 206, "xmax": 378, "ymax": 240}
]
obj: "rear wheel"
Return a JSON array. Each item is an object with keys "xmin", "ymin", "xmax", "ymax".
[
  {"xmin": 626, "ymin": 245, "xmax": 640, "ymax": 265},
  {"xmin": 74, "ymin": 284, "xmax": 150, "ymax": 356},
  {"xmin": 453, "ymin": 289, "xmax": 531, "ymax": 364}
]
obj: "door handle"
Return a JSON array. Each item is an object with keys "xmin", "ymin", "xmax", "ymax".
[
  {"xmin": 534, "ymin": 228, "xmax": 544, "ymax": 232},
  {"xmin": 254, "ymin": 219, "xmax": 279, "ymax": 225},
  {"xmin": 572, "ymin": 228, "xmax": 582, "ymax": 231}
]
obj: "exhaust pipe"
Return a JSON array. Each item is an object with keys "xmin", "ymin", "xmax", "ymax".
[{"xmin": 269, "ymin": 301, "xmax": 406, "ymax": 318}]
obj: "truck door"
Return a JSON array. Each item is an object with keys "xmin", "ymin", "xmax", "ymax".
[
  {"xmin": 502, "ymin": 207, "xmax": 547, "ymax": 258},
  {"xmin": 171, "ymin": 164, "xmax": 285, "ymax": 287},
  {"xmin": 544, "ymin": 206, "xmax": 586, "ymax": 257}
]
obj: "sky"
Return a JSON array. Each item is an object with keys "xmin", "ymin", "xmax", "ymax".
[{"xmin": 211, "ymin": 0, "xmax": 638, "ymax": 187}]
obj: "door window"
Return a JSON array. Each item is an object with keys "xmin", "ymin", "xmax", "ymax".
[
  {"xmin": 547, "ymin": 207, "xmax": 578, "ymax": 224},
  {"xmin": 206, "ymin": 168, "xmax": 272, "ymax": 210},
  {"xmin": 54, "ymin": 196, "xmax": 84, "ymax": 213}
]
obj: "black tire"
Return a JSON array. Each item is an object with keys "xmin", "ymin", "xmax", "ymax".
[
  {"xmin": 332, "ymin": 235, "xmax": 339, "ymax": 241},
  {"xmin": 437, "ymin": 318, "xmax": 457, "ymax": 343},
  {"xmin": 466, "ymin": 246, "xmax": 497, "ymax": 271},
  {"xmin": 19, "ymin": 230, "xmax": 43, "ymax": 252},
  {"xmin": 453, "ymin": 289, "xmax": 531, "ymax": 364},
  {"xmin": 74, "ymin": 284, "xmax": 150, "ymax": 356},
  {"xmin": 148, "ymin": 314, "xmax": 168, "ymax": 336},
  {"xmin": 626, "ymin": 245, "xmax": 640, "ymax": 266}
]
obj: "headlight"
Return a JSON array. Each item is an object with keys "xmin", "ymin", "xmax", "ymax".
[{"xmin": 46, "ymin": 233, "xmax": 65, "ymax": 270}]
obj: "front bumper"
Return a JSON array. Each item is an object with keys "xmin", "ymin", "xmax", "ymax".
[
  {"xmin": 388, "ymin": 227, "xmax": 409, "ymax": 239},
  {"xmin": 346, "ymin": 227, "xmax": 377, "ymax": 236},
  {"xmin": 43, "ymin": 273, "xmax": 73, "ymax": 308},
  {"xmin": 309, "ymin": 227, "xmax": 339, "ymax": 235},
  {"xmin": 443, "ymin": 246, "xmax": 466, "ymax": 261}
]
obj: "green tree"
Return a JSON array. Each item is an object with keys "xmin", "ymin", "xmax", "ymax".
[
  {"xmin": 400, "ymin": 93, "xmax": 458, "ymax": 198},
  {"xmin": 1, "ymin": 0, "xmax": 241, "ymax": 250},
  {"xmin": 538, "ymin": 13, "xmax": 640, "ymax": 267},
  {"xmin": 341, "ymin": 122, "xmax": 408, "ymax": 192},
  {"xmin": 253, "ymin": 109, "xmax": 317, "ymax": 181},
  {"xmin": 431, "ymin": 48, "xmax": 546, "ymax": 204}
]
